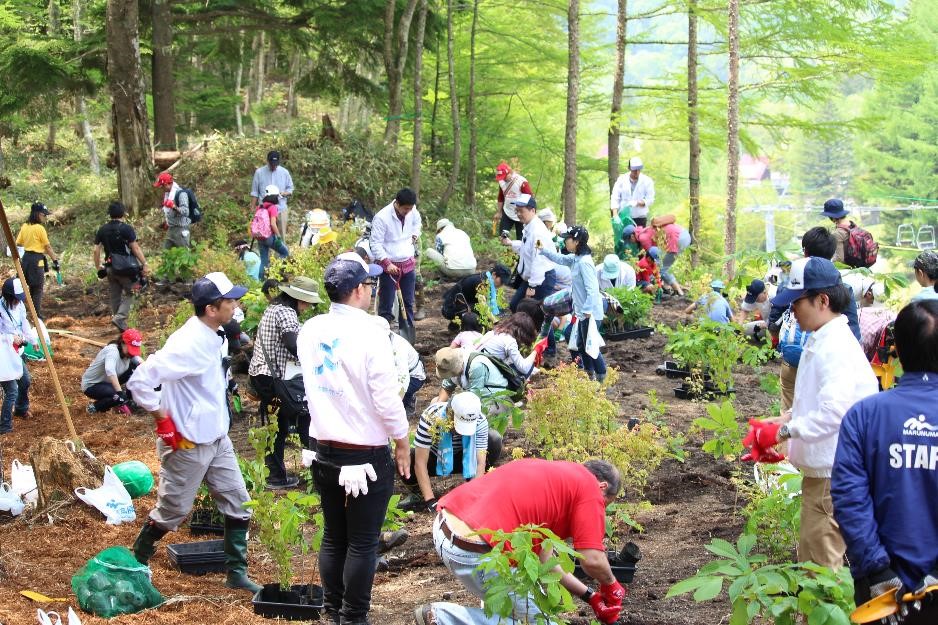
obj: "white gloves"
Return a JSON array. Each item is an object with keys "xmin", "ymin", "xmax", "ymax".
[{"xmin": 338, "ymin": 463, "xmax": 377, "ymax": 497}]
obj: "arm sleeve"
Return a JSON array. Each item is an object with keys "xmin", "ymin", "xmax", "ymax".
[
  {"xmin": 503, "ymin": 337, "xmax": 535, "ymax": 377},
  {"xmin": 539, "ymin": 248, "xmax": 575, "ymax": 267},
  {"xmin": 845, "ymin": 296, "xmax": 862, "ymax": 342},
  {"xmin": 175, "ymin": 189, "xmax": 189, "ymax": 218},
  {"xmin": 281, "ymin": 331, "xmax": 298, "ymax": 358},
  {"xmin": 414, "ymin": 415, "xmax": 433, "ymax": 449},
  {"xmin": 520, "ymin": 181, "xmax": 532, "ymax": 195},
  {"xmin": 413, "ymin": 210, "xmax": 423, "ymax": 239},
  {"xmin": 283, "ymin": 171, "xmax": 294, "ymax": 195},
  {"xmin": 644, "ymin": 177, "xmax": 655, "ymax": 209},
  {"xmin": 15, "ymin": 227, "xmax": 23, "ymax": 246},
  {"xmin": 476, "ymin": 418, "xmax": 489, "ymax": 451},
  {"xmin": 126, "ymin": 336, "xmax": 210, "ymax": 412},
  {"xmin": 833, "ymin": 229, "xmax": 847, "ymax": 264},
  {"xmin": 366, "ymin": 333, "xmax": 410, "ymax": 440},
  {"xmin": 831, "ymin": 410, "xmax": 891, "ymax": 578},
  {"xmin": 509, "ymin": 239, "xmax": 522, "ymax": 253},
  {"xmin": 579, "ymin": 261, "xmax": 602, "ymax": 316},
  {"xmin": 789, "ymin": 359, "xmax": 858, "ymax": 443},
  {"xmin": 610, "ymin": 178, "xmax": 622, "ymax": 211},
  {"xmin": 250, "ymin": 170, "xmax": 262, "ymax": 199},
  {"xmin": 370, "ymin": 214, "xmax": 389, "ymax": 261},
  {"xmin": 103, "ymin": 347, "xmax": 121, "ymax": 378}
]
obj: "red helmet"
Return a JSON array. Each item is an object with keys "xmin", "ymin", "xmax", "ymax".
[
  {"xmin": 121, "ymin": 328, "xmax": 144, "ymax": 357},
  {"xmin": 153, "ymin": 172, "xmax": 173, "ymax": 188}
]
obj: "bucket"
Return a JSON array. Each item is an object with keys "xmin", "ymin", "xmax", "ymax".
[{"xmin": 111, "ymin": 461, "xmax": 154, "ymax": 499}]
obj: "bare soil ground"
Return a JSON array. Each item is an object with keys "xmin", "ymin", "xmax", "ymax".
[{"xmin": 0, "ymin": 277, "xmax": 777, "ymax": 625}]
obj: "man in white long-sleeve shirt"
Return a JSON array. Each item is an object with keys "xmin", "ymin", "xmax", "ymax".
[
  {"xmin": 298, "ymin": 251, "xmax": 411, "ymax": 625},
  {"xmin": 500, "ymin": 194, "xmax": 557, "ymax": 312},
  {"xmin": 370, "ymin": 188, "xmax": 422, "ymax": 344},
  {"xmin": 610, "ymin": 157, "xmax": 655, "ymax": 226},
  {"xmin": 742, "ymin": 257, "xmax": 877, "ymax": 570},
  {"xmin": 127, "ymin": 272, "xmax": 261, "ymax": 593}
]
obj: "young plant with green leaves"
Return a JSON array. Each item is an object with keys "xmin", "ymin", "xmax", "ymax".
[
  {"xmin": 666, "ymin": 534, "xmax": 855, "ymax": 625},
  {"xmin": 734, "ymin": 467, "xmax": 802, "ymax": 563},
  {"xmin": 155, "ymin": 245, "xmax": 201, "ymax": 282},
  {"xmin": 691, "ymin": 400, "xmax": 745, "ymax": 461},
  {"xmin": 482, "ymin": 389, "xmax": 525, "ymax": 435},
  {"xmin": 478, "ymin": 525, "xmax": 578, "ymax": 624},
  {"xmin": 605, "ymin": 286, "xmax": 654, "ymax": 330}
]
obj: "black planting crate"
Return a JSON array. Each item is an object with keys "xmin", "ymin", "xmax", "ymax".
[
  {"xmin": 253, "ymin": 583, "xmax": 324, "ymax": 620},
  {"xmin": 573, "ymin": 550, "xmax": 638, "ymax": 584},
  {"xmin": 167, "ymin": 540, "xmax": 226, "ymax": 575},
  {"xmin": 605, "ymin": 326, "xmax": 654, "ymax": 342}
]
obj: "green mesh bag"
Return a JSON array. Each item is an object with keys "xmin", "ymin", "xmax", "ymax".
[{"xmin": 71, "ymin": 546, "xmax": 163, "ymax": 617}]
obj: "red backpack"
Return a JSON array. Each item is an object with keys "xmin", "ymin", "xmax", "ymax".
[{"xmin": 839, "ymin": 224, "xmax": 878, "ymax": 268}]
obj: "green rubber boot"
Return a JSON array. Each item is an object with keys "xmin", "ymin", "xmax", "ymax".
[
  {"xmin": 132, "ymin": 520, "xmax": 168, "ymax": 565},
  {"xmin": 223, "ymin": 516, "xmax": 263, "ymax": 593}
]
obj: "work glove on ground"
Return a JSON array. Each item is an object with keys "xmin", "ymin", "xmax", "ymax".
[
  {"xmin": 588, "ymin": 592, "xmax": 622, "ymax": 624},
  {"xmin": 600, "ymin": 580, "xmax": 627, "ymax": 607},
  {"xmin": 338, "ymin": 463, "xmax": 377, "ymax": 497},
  {"xmin": 155, "ymin": 416, "xmax": 194, "ymax": 451}
]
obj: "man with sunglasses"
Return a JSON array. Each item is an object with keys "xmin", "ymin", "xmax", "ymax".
[{"xmin": 297, "ymin": 252, "xmax": 411, "ymax": 625}]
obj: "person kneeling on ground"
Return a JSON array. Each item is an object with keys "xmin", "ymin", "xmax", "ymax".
[
  {"xmin": 82, "ymin": 329, "xmax": 143, "ymax": 416},
  {"xmin": 684, "ymin": 279, "xmax": 733, "ymax": 324},
  {"xmin": 434, "ymin": 347, "xmax": 509, "ymax": 402},
  {"xmin": 399, "ymin": 392, "xmax": 502, "ymax": 513},
  {"xmin": 735, "ymin": 279, "xmax": 771, "ymax": 340},
  {"xmin": 476, "ymin": 312, "xmax": 539, "ymax": 380},
  {"xmin": 441, "ymin": 264, "xmax": 511, "ymax": 331},
  {"xmin": 635, "ymin": 246, "xmax": 663, "ymax": 295},
  {"xmin": 450, "ymin": 312, "xmax": 483, "ymax": 349},
  {"xmin": 415, "ymin": 458, "xmax": 626, "ymax": 625},
  {"xmin": 426, "ymin": 218, "xmax": 477, "ymax": 279}
]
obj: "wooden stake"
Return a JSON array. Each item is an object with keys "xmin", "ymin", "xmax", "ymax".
[
  {"xmin": 47, "ymin": 329, "xmax": 107, "ymax": 348},
  {"xmin": 0, "ymin": 197, "xmax": 80, "ymax": 443}
]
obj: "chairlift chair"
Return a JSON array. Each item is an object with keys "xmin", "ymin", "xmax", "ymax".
[
  {"xmin": 896, "ymin": 223, "xmax": 916, "ymax": 247},
  {"xmin": 917, "ymin": 225, "xmax": 936, "ymax": 250}
]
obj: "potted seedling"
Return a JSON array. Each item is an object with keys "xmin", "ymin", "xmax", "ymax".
[
  {"xmin": 188, "ymin": 484, "xmax": 225, "ymax": 536},
  {"xmin": 603, "ymin": 287, "xmax": 654, "ymax": 341},
  {"xmin": 242, "ymin": 425, "xmax": 325, "ymax": 620},
  {"xmin": 574, "ymin": 503, "xmax": 643, "ymax": 584}
]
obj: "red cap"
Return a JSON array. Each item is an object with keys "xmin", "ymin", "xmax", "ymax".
[
  {"xmin": 153, "ymin": 172, "xmax": 173, "ymax": 188},
  {"xmin": 121, "ymin": 328, "xmax": 143, "ymax": 357},
  {"xmin": 495, "ymin": 161, "xmax": 510, "ymax": 181}
]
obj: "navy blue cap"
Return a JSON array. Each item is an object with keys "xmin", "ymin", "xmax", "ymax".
[
  {"xmin": 31, "ymin": 202, "xmax": 50, "ymax": 215},
  {"xmin": 192, "ymin": 272, "xmax": 248, "ymax": 306},
  {"xmin": 771, "ymin": 257, "xmax": 842, "ymax": 308},
  {"xmin": 821, "ymin": 198, "xmax": 848, "ymax": 219},
  {"xmin": 744, "ymin": 279, "xmax": 766, "ymax": 304},
  {"xmin": 324, "ymin": 252, "xmax": 383, "ymax": 291}
]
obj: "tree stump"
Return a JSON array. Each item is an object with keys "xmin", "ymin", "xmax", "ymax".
[{"xmin": 28, "ymin": 437, "xmax": 103, "ymax": 508}]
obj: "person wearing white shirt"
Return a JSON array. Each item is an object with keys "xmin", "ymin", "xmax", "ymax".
[
  {"xmin": 596, "ymin": 254, "xmax": 636, "ymax": 291},
  {"xmin": 426, "ymin": 218, "xmax": 477, "ymax": 278},
  {"xmin": 127, "ymin": 272, "xmax": 262, "ymax": 593},
  {"xmin": 743, "ymin": 257, "xmax": 877, "ymax": 570},
  {"xmin": 609, "ymin": 157, "xmax": 655, "ymax": 226},
  {"xmin": 500, "ymin": 194, "xmax": 557, "ymax": 311},
  {"xmin": 370, "ymin": 188, "xmax": 422, "ymax": 344},
  {"xmin": 297, "ymin": 252, "xmax": 411, "ymax": 625}
]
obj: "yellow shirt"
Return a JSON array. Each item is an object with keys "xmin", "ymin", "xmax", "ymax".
[{"xmin": 16, "ymin": 223, "xmax": 50, "ymax": 253}]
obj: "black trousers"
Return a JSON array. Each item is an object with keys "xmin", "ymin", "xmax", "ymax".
[
  {"xmin": 401, "ymin": 430, "xmax": 503, "ymax": 486},
  {"xmin": 21, "ymin": 252, "xmax": 45, "ymax": 319},
  {"xmin": 498, "ymin": 213, "xmax": 523, "ymax": 239},
  {"xmin": 313, "ymin": 445, "xmax": 394, "ymax": 622},
  {"xmin": 250, "ymin": 374, "xmax": 311, "ymax": 481},
  {"xmin": 83, "ymin": 364, "xmax": 136, "ymax": 412}
]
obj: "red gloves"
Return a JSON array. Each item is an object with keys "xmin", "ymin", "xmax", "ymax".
[
  {"xmin": 600, "ymin": 580, "xmax": 627, "ymax": 606},
  {"xmin": 532, "ymin": 337, "xmax": 549, "ymax": 366},
  {"xmin": 741, "ymin": 419, "xmax": 785, "ymax": 463},
  {"xmin": 588, "ymin": 592, "xmax": 622, "ymax": 624},
  {"xmin": 155, "ymin": 417, "xmax": 194, "ymax": 450},
  {"xmin": 163, "ymin": 199, "xmax": 176, "ymax": 209}
]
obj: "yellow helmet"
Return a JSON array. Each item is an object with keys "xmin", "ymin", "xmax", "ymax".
[{"xmin": 308, "ymin": 209, "xmax": 330, "ymax": 229}]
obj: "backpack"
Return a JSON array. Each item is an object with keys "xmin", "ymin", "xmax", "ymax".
[
  {"xmin": 174, "ymin": 188, "xmax": 202, "ymax": 224},
  {"xmin": 776, "ymin": 309, "xmax": 810, "ymax": 367},
  {"xmin": 650, "ymin": 214, "xmax": 676, "ymax": 228},
  {"xmin": 250, "ymin": 205, "xmax": 273, "ymax": 240},
  {"xmin": 468, "ymin": 352, "xmax": 525, "ymax": 398},
  {"xmin": 839, "ymin": 224, "xmax": 878, "ymax": 268}
]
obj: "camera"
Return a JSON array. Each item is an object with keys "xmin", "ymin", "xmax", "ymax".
[{"xmin": 500, "ymin": 230, "xmax": 511, "ymax": 240}]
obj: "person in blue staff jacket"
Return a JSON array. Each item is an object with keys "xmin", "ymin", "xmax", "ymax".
[{"xmin": 832, "ymin": 300, "xmax": 938, "ymax": 623}]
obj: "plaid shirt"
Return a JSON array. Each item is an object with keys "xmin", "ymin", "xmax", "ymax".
[{"xmin": 248, "ymin": 303, "xmax": 301, "ymax": 378}]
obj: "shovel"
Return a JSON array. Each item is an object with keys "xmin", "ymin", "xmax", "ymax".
[
  {"xmin": 392, "ymin": 274, "xmax": 416, "ymax": 345},
  {"xmin": 850, "ymin": 584, "xmax": 938, "ymax": 623}
]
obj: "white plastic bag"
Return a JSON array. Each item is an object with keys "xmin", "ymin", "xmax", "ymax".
[
  {"xmin": 11, "ymin": 458, "xmax": 38, "ymax": 505},
  {"xmin": 0, "ymin": 482, "xmax": 24, "ymax": 516},
  {"xmin": 75, "ymin": 466, "xmax": 135, "ymax": 525},
  {"xmin": 37, "ymin": 608, "xmax": 61, "ymax": 625}
]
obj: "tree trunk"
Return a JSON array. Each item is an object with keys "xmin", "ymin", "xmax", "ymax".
[
  {"xmin": 287, "ymin": 51, "xmax": 301, "ymax": 118},
  {"xmin": 151, "ymin": 0, "xmax": 176, "ymax": 150},
  {"xmin": 254, "ymin": 31, "xmax": 266, "ymax": 105},
  {"xmin": 411, "ymin": 0, "xmax": 428, "ymax": 194},
  {"xmin": 465, "ymin": 0, "xmax": 480, "ymax": 208},
  {"xmin": 608, "ymin": 0, "xmax": 627, "ymax": 196},
  {"xmin": 688, "ymin": 0, "xmax": 701, "ymax": 267},
  {"xmin": 383, "ymin": 0, "xmax": 421, "ymax": 145},
  {"xmin": 438, "ymin": 0, "xmax": 460, "ymax": 208},
  {"xmin": 235, "ymin": 32, "xmax": 244, "ymax": 136},
  {"xmin": 724, "ymin": 0, "xmax": 740, "ymax": 278},
  {"xmin": 107, "ymin": 0, "xmax": 154, "ymax": 215},
  {"xmin": 429, "ymin": 31, "xmax": 442, "ymax": 161},
  {"xmin": 46, "ymin": 0, "xmax": 61, "ymax": 154},
  {"xmin": 72, "ymin": 0, "xmax": 100, "ymax": 174},
  {"xmin": 562, "ymin": 0, "xmax": 580, "ymax": 226}
]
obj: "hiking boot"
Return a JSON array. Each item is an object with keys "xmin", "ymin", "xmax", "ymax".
[
  {"xmin": 377, "ymin": 529, "xmax": 408, "ymax": 554},
  {"xmin": 541, "ymin": 353, "xmax": 559, "ymax": 369},
  {"xmin": 86, "ymin": 404, "xmax": 98, "ymax": 415},
  {"xmin": 223, "ymin": 517, "xmax": 262, "ymax": 593},
  {"xmin": 376, "ymin": 555, "xmax": 390, "ymax": 573},
  {"xmin": 132, "ymin": 520, "xmax": 168, "ymax": 565},
  {"xmin": 111, "ymin": 317, "xmax": 128, "ymax": 332},
  {"xmin": 414, "ymin": 604, "xmax": 437, "ymax": 625},
  {"xmin": 265, "ymin": 475, "xmax": 301, "ymax": 490}
]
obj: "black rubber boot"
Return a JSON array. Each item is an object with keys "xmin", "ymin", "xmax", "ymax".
[
  {"xmin": 223, "ymin": 516, "xmax": 263, "ymax": 593},
  {"xmin": 132, "ymin": 519, "xmax": 168, "ymax": 565}
]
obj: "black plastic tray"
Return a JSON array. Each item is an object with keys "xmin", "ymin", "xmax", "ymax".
[
  {"xmin": 573, "ymin": 550, "xmax": 637, "ymax": 584},
  {"xmin": 167, "ymin": 540, "xmax": 226, "ymax": 575},
  {"xmin": 656, "ymin": 361, "xmax": 714, "ymax": 380},
  {"xmin": 189, "ymin": 510, "xmax": 225, "ymax": 536},
  {"xmin": 673, "ymin": 383, "xmax": 734, "ymax": 400},
  {"xmin": 605, "ymin": 326, "xmax": 654, "ymax": 341},
  {"xmin": 253, "ymin": 583, "xmax": 324, "ymax": 620}
]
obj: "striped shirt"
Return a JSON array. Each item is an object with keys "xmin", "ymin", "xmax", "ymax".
[{"xmin": 414, "ymin": 401, "xmax": 488, "ymax": 457}]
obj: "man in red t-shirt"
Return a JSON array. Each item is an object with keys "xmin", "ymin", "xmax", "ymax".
[{"xmin": 414, "ymin": 458, "xmax": 626, "ymax": 625}]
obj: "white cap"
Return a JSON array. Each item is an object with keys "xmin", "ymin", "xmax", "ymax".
[
  {"xmin": 437, "ymin": 218, "xmax": 453, "ymax": 232},
  {"xmin": 450, "ymin": 392, "xmax": 483, "ymax": 436},
  {"xmin": 537, "ymin": 208, "xmax": 557, "ymax": 223},
  {"xmin": 264, "ymin": 184, "xmax": 280, "ymax": 197},
  {"xmin": 629, "ymin": 157, "xmax": 644, "ymax": 171}
]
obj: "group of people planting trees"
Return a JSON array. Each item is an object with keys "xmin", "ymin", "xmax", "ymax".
[{"xmin": 6, "ymin": 150, "xmax": 938, "ymax": 625}]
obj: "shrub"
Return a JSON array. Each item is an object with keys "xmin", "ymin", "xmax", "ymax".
[
  {"xmin": 159, "ymin": 299, "xmax": 194, "ymax": 347},
  {"xmin": 155, "ymin": 246, "xmax": 200, "ymax": 282},
  {"xmin": 691, "ymin": 400, "xmax": 745, "ymax": 461},
  {"xmin": 606, "ymin": 287, "xmax": 654, "ymax": 330},
  {"xmin": 733, "ymin": 465, "xmax": 802, "ymax": 563}
]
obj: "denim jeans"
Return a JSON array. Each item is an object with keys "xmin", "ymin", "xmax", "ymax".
[
  {"xmin": 567, "ymin": 319, "xmax": 607, "ymax": 379},
  {"xmin": 0, "ymin": 379, "xmax": 18, "ymax": 433},
  {"xmin": 15, "ymin": 358, "xmax": 30, "ymax": 415},
  {"xmin": 402, "ymin": 375, "xmax": 425, "ymax": 415},
  {"xmin": 378, "ymin": 268, "xmax": 416, "ymax": 330},
  {"xmin": 508, "ymin": 270, "xmax": 557, "ymax": 312},
  {"xmin": 429, "ymin": 513, "xmax": 545, "ymax": 625},
  {"xmin": 258, "ymin": 235, "xmax": 289, "ymax": 279},
  {"xmin": 313, "ymin": 445, "xmax": 395, "ymax": 622}
]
